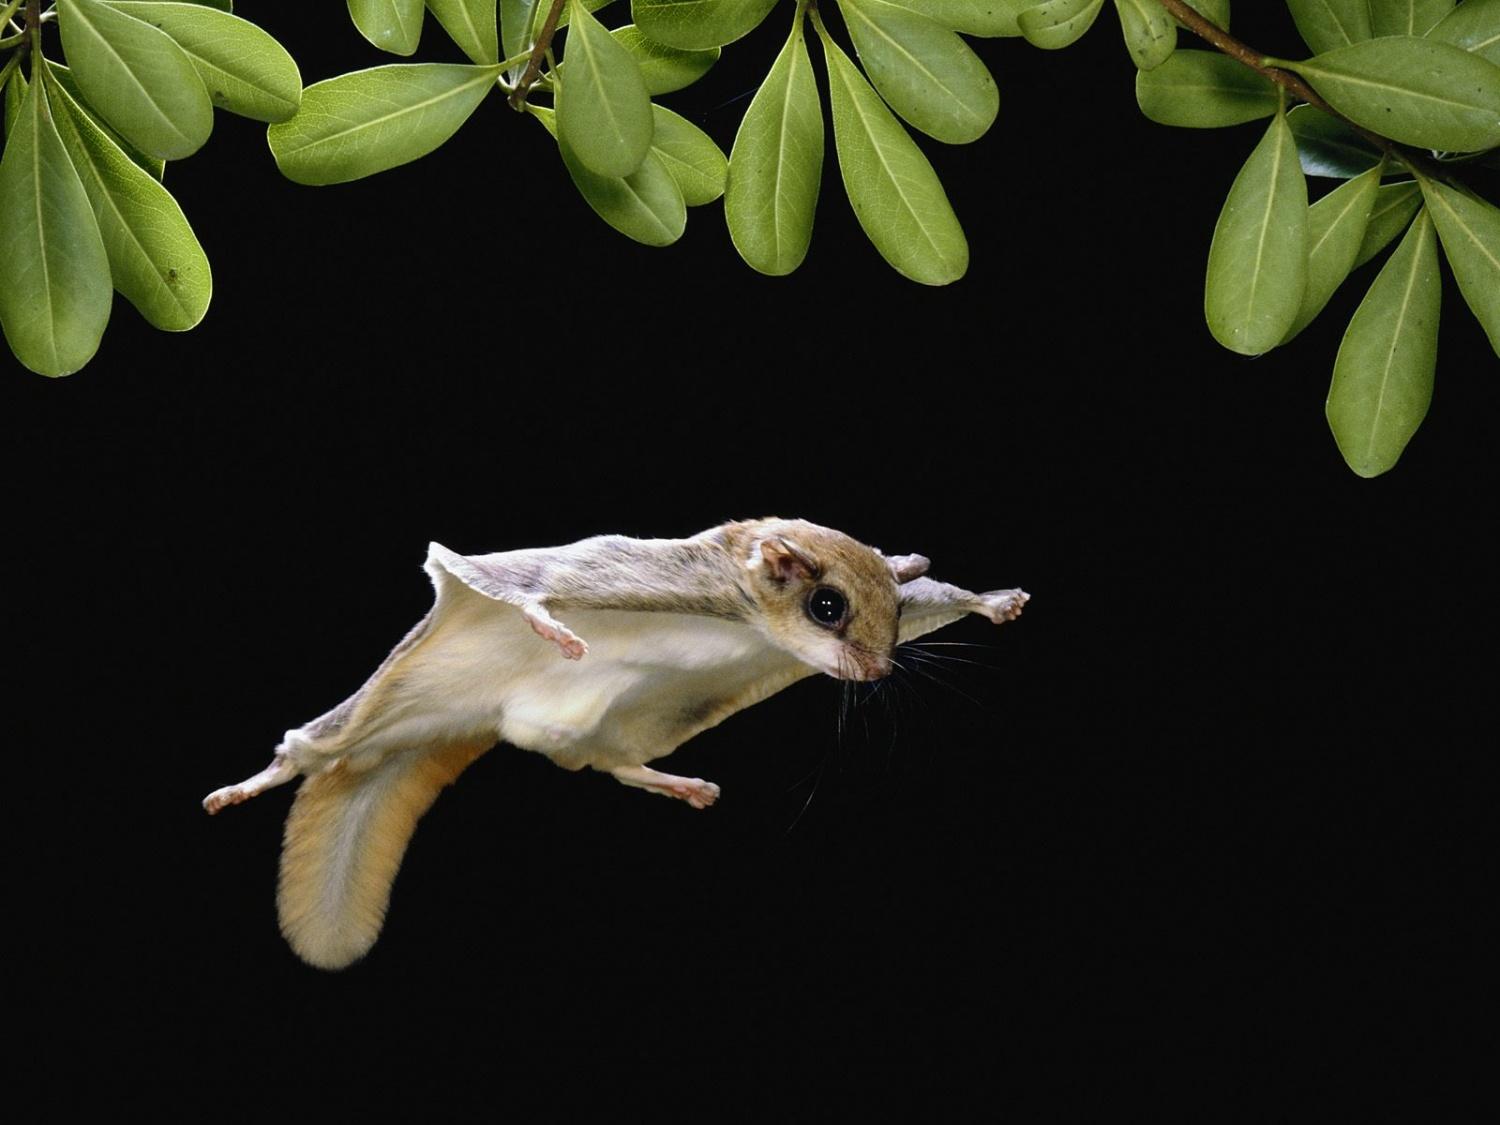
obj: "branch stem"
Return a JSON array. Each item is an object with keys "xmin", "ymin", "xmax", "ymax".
[
  {"xmin": 1154, "ymin": 0, "xmax": 1445, "ymax": 180},
  {"xmin": 19, "ymin": 0, "xmax": 37, "ymax": 75},
  {"xmin": 509, "ymin": 0, "xmax": 568, "ymax": 111}
]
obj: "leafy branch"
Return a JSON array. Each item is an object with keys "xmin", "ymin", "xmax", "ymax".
[
  {"xmin": 1159, "ymin": 0, "xmax": 1448, "ymax": 180},
  {"xmin": 1161, "ymin": 0, "xmax": 1342, "ymax": 114},
  {"xmin": 2, "ymin": 0, "xmax": 1497, "ymax": 478}
]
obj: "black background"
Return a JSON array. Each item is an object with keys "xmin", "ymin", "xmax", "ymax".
[{"xmin": 7, "ymin": 1, "xmax": 1493, "ymax": 1097}]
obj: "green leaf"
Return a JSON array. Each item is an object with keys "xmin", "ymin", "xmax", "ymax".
[
  {"xmin": 724, "ymin": 11, "xmax": 823, "ymax": 275},
  {"xmin": 44, "ymin": 61, "xmax": 210, "ymax": 330},
  {"xmin": 49, "ymin": 63, "xmax": 166, "ymax": 180},
  {"xmin": 1275, "ymin": 38, "xmax": 1500, "ymax": 153},
  {"xmin": 425, "ymin": 0, "xmax": 500, "ymax": 64},
  {"xmin": 649, "ymin": 103, "xmax": 726, "ymax": 204},
  {"xmin": 556, "ymin": 0, "xmax": 653, "ymax": 178},
  {"xmin": 1326, "ymin": 208, "xmax": 1439, "ymax": 477},
  {"xmin": 5, "ymin": 66, "xmax": 26, "ymax": 140},
  {"xmin": 612, "ymin": 24, "xmax": 720, "ymax": 95},
  {"xmin": 1204, "ymin": 107, "xmax": 1309, "ymax": 354},
  {"xmin": 267, "ymin": 63, "xmax": 501, "ymax": 185},
  {"xmin": 563, "ymin": 146, "xmax": 686, "ymax": 244},
  {"xmin": 555, "ymin": 0, "xmax": 616, "ymax": 33},
  {"xmin": 348, "ymin": 0, "xmax": 425, "ymax": 56},
  {"xmin": 103, "ymin": 1, "xmax": 302, "ymax": 123},
  {"xmin": 1176, "ymin": 0, "xmax": 1228, "ymax": 29},
  {"xmin": 0, "ymin": 77, "xmax": 112, "ymax": 376},
  {"xmin": 1287, "ymin": 104, "xmax": 1382, "ymax": 178},
  {"xmin": 1420, "ymin": 176, "xmax": 1500, "ymax": 355},
  {"xmin": 533, "ymin": 105, "xmax": 688, "ymax": 246},
  {"xmin": 1284, "ymin": 163, "xmax": 1379, "ymax": 341},
  {"xmin": 1427, "ymin": 0, "xmax": 1500, "ymax": 65},
  {"xmin": 501, "ymin": 0, "xmax": 535, "ymax": 61},
  {"xmin": 879, "ymin": 0, "xmax": 1028, "ymax": 37},
  {"xmin": 552, "ymin": 22, "xmax": 721, "ymax": 94},
  {"xmin": 814, "ymin": 12, "xmax": 968, "ymax": 284},
  {"xmin": 58, "ymin": 0, "xmax": 214, "ymax": 159},
  {"xmin": 631, "ymin": 0, "xmax": 780, "ymax": 49},
  {"xmin": 1286, "ymin": 0, "xmax": 1372, "ymax": 54},
  {"xmin": 838, "ymin": 0, "xmax": 998, "ymax": 144},
  {"xmin": 1369, "ymin": 0, "xmax": 1454, "ymax": 37},
  {"xmin": 1134, "ymin": 49, "xmax": 1276, "ymax": 128},
  {"xmin": 1017, "ymin": 0, "xmax": 1105, "ymax": 49},
  {"xmin": 1114, "ymin": 0, "xmax": 1175, "ymax": 71},
  {"xmin": 1354, "ymin": 181, "xmax": 1422, "ymax": 266}
]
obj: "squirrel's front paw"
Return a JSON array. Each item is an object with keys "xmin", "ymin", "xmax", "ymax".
[
  {"xmin": 203, "ymin": 785, "xmax": 246, "ymax": 814},
  {"xmin": 673, "ymin": 778, "xmax": 720, "ymax": 810},
  {"xmin": 526, "ymin": 613, "xmax": 589, "ymax": 659},
  {"xmin": 980, "ymin": 589, "xmax": 1029, "ymax": 625}
]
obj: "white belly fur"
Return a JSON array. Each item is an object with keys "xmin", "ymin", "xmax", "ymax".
[{"xmin": 385, "ymin": 595, "xmax": 808, "ymax": 773}]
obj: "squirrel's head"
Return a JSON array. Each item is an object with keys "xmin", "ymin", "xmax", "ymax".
[{"xmin": 736, "ymin": 518, "xmax": 928, "ymax": 680}]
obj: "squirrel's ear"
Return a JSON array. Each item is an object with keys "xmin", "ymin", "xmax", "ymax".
[
  {"xmin": 887, "ymin": 554, "xmax": 930, "ymax": 583},
  {"xmin": 754, "ymin": 536, "xmax": 819, "ymax": 583}
]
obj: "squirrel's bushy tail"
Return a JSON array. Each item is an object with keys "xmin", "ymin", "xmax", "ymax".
[{"xmin": 277, "ymin": 739, "xmax": 490, "ymax": 970}]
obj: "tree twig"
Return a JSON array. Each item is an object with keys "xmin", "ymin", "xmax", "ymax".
[
  {"xmin": 508, "ymin": 0, "xmax": 568, "ymax": 111},
  {"xmin": 18, "ymin": 0, "xmax": 37, "ymax": 73}
]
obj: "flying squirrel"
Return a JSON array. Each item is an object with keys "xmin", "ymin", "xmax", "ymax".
[{"xmin": 204, "ymin": 518, "xmax": 1029, "ymax": 970}]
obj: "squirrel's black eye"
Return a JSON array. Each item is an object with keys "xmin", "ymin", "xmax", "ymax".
[{"xmin": 807, "ymin": 587, "xmax": 846, "ymax": 627}]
